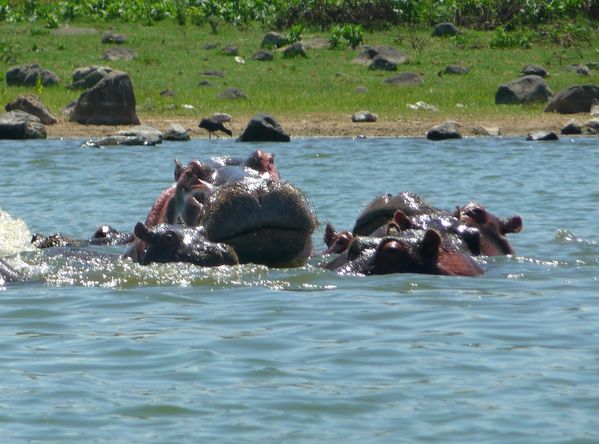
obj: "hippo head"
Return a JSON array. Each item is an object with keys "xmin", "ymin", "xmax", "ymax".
[
  {"xmin": 323, "ymin": 223, "xmax": 354, "ymax": 254},
  {"xmin": 133, "ymin": 223, "xmax": 239, "ymax": 267},
  {"xmin": 244, "ymin": 150, "xmax": 281, "ymax": 181},
  {"xmin": 455, "ymin": 202, "xmax": 523, "ymax": 255},
  {"xmin": 352, "ymin": 192, "xmax": 436, "ymax": 236},
  {"xmin": 336, "ymin": 229, "xmax": 483, "ymax": 276},
  {"xmin": 90, "ymin": 224, "xmax": 134, "ymax": 245},
  {"xmin": 203, "ymin": 178, "xmax": 317, "ymax": 267}
]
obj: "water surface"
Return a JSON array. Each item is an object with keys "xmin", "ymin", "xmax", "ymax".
[{"xmin": 0, "ymin": 136, "xmax": 598, "ymax": 443}]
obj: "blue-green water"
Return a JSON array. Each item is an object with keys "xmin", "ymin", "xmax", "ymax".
[{"xmin": 1, "ymin": 137, "xmax": 598, "ymax": 443}]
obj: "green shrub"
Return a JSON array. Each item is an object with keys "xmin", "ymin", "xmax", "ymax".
[
  {"xmin": 328, "ymin": 24, "xmax": 364, "ymax": 49},
  {"xmin": 490, "ymin": 26, "xmax": 533, "ymax": 49}
]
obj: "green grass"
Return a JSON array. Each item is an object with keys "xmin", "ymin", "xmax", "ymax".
[{"xmin": 0, "ymin": 20, "xmax": 598, "ymax": 123}]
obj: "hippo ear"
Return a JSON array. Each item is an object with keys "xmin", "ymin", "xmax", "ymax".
[
  {"xmin": 453, "ymin": 205, "xmax": 461, "ymax": 218},
  {"xmin": 393, "ymin": 210, "xmax": 414, "ymax": 230},
  {"xmin": 324, "ymin": 223, "xmax": 336, "ymax": 247},
  {"xmin": 134, "ymin": 222, "xmax": 150, "ymax": 241},
  {"xmin": 421, "ymin": 229, "xmax": 441, "ymax": 258},
  {"xmin": 174, "ymin": 159, "xmax": 183, "ymax": 181},
  {"xmin": 501, "ymin": 215, "xmax": 523, "ymax": 234}
]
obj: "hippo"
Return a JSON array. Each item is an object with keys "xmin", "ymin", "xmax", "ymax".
[
  {"xmin": 454, "ymin": 202, "xmax": 523, "ymax": 255},
  {"xmin": 202, "ymin": 178, "xmax": 317, "ymax": 267},
  {"xmin": 145, "ymin": 150, "xmax": 280, "ymax": 228},
  {"xmin": 351, "ymin": 192, "xmax": 521, "ymax": 256},
  {"xmin": 31, "ymin": 224, "xmax": 134, "ymax": 249},
  {"xmin": 327, "ymin": 229, "xmax": 483, "ymax": 276},
  {"xmin": 129, "ymin": 222, "xmax": 239, "ymax": 266}
]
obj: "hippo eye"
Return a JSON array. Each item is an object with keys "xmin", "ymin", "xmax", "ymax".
[{"xmin": 162, "ymin": 231, "xmax": 180, "ymax": 249}]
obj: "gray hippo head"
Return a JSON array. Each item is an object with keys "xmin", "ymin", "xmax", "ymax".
[
  {"xmin": 133, "ymin": 223, "xmax": 239, "ymax": 267},
  {"xmin": 202, "ymin": 177, "xmax": 317, "ymax": 267}
]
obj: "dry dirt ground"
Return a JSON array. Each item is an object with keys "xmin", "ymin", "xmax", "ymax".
[{"xmin": 45, "ymin": 112, "xmax": 585, "ymax": 139}]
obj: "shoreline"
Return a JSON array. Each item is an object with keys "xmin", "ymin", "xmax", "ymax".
[{"xmin": 45, "ymin": 112, "xmax": 586, "ymax": 139}]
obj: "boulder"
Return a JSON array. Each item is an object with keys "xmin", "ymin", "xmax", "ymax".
[
  {"xmin": 69, "ymin": 70, "xmax": 140, "ymax": 125},
  {"xmin": 201, "ymin": 70, "xmax": 225, "ymax": 78},
  {"xmin": 584, "ymin": 118, "xmax": 599, "ymax": 134},
  {"xmin": 445, "ymin": 64, "xmax": 469, "ymax": 75},
  {"xmin": 238, "ymin": 113, "xmax": 290, "ymax": 142},
  {"xmin": 163, "ymin": 123, "xmax": 190, "ymax": 141},
  {"xmin": 433, "ymin": 22, "xmax": 460, "ymax": 37},
  {"xmin": 384, "ymin": 72, "xmax": 424, "ymax": 86},
  {"xmin": 82, "ymin": 135, "xmax": 157, "ymax": 148},
  {"xmin": 218, "ymin": 87, "xmax": 246, "ymax": 100},
  {"xmin": 5, "ymin": 94, "xmax": 57, "ymax": 125},
  {"xmin": 352, "ymin": 111, "xmax": 378, "ymax": 122},
  {"xmin": 116, "ymin": 125, "xmax": 162, "ymax": 144},
  {"xmin": 472, "ymin": 126, "xmax": 500, "ymax": 136},
  {"xmin": 261, "ymin": 32, "xmax": 288, "ymax": 49},
  {"xmin": 252, "ymin": 49, "xmax": 274, "ymax": 61},
  {"xmin": 426, "ymin": 121, "xmax": 462, "ymax": 140},
  {"xmin": 0, "ymin": 111, "xmax": 46, "ymax": 139},
  {"xmin": 101, "ymin": 31, "xmax": 126, "ymax": 44},
  {"xmin": 6, "ymin": 64, "xmax": 60, "ymax": 87},
  {"xmin": 560, "ymin": 119, "xmax": 583, "ymax": 135},
  {"xmin": 353, "ymin": 45, "xmax": 408, "ymax": 66},
  {"xmin": 566, "ymin": 64, "xmax": 591, "ymax": 76},
  {"xmin": 369, "ymin": 56, "xmax": 397, "ymax": 71},
  {"xmin": 407, "ymin": 101, "xmax": 438, "ymax": 112},
  {"xmin": 69, "ymin": 65, "xmax": 113, "ymax": 89},
  {"xmin": 545, "ymin": 84, "xmax": 599, "ymax": 114},
  {"xmin": 283, "ymin": 42, "xmax": 307, "ymax": 58},
  {"xmin": 101, "ymin": 47, "xmax": 137, "ymax": 61},
  {"xmin": 526, "ymin": 131, "xmax": 559, "ymax": 141},
  {"xmin": 521, "ymin": 64, "xmax": 548, "ymax": 77},
  {"xmin": 221, "ymin": 45, "xmax": 238, "ymax": 56},
  {"xmin": 495, "ymin": 75, "xmax": 552, "ymax": 105}
]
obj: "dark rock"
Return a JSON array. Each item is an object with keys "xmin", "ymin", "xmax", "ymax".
[
  {"xmin": 69, "ymin": 65, "xmax": 113, "ymax": 89},
  {"xmin": 445, "ymin": 64, "xmax": 469, "ymax": 75},
  {"xmin": 238, "ymin": 113, "xmax": 290, "ymax": 142},
  {"xmin": 495, "ymin": 75, "xmax": 552, "ymax": 105},
  {"xmin": 433, "ymin": 22, "xmax": 460, "ymax": 37},
  {"xmin": 69, "ymin": 70, "xmax": 140, "ymax": 125},
  {"xmin": 566, "ymin": 64, "xmax": 591, "ymax": 76},
  {"xmin": 101, "ymin": 31, "xmax": 126, "ymax": 44},
  {"xmin": 160, "ymin": 89, "xmax": 175, "ymax": 97},
  {"xmin": 522, "ymin": 64, "xmax": 548, "ymax": 77},
  {"xmin": 6, "ymin": 64, "xmax": 60, "ymax": 87},
  {"xmin": 526, "ymin": 131, "xmax": 559, "ymax": 141},
  {"xmin": 561, "ymin": 119, "xmax": 583, "ymax": 135},
  {"xmin": 163, "ymin": 123, "xmax": 190, "ymax": 141},
  {"xmin": 5, "ymin": 94, "xmax": 57, "ymax": 125},
  {"xmin": 384, "ymin": 72, "xmax": 424, "ymax": 86},
  {"xmin": 221, "ymin": 45, "xmax": 238, "ymax": 56},
  {"xmin": 261, "ymin": 32, "xmax": 288, "ymax": 49},
  {"xmin": 61, "ymin": 101, "xmax": 77, "ymax": 120},
  {"xmin": 369, "ymin": 56, "xmax": 397, "ymax": 71},
  {"xmin": 252, "ymin": 49, "xmax": 274, "ymax": 61},
  {"xmin": 353, "ymin": 45, "xmax": 408, "ymax": 66},
  {"xmin": 584, "ymin": 118, "xmax": 599, "ymax": 134},
  {"xmin": 218, "ymin": 87, "xmax": 246, "ymax": 100},
  {"xmin": 545, "ymin": 84, "xmax": 599, "ymax": 114},
  {"xmin": 426, "ymin": 121, "xmax": 462, "ymax": 140},
  {"xmin": 352, "ymin": 111, "xmax": 378, "ymax": 122},
  {"xmin": 199, "ymin": 80, "xmax": 214, "ymax": 87},
  {"xmin": 202, "ymin": 70, "xmax": 225, "ymax": 78},
  {"xmin": 202, "ymin": 43, "xmax": 219, "ymax": 50},
  {"xmin": 0, "ymin": 111, "xmax": 46, "ymax": 139},
  {"xmin": 101, "ymin": 47, "xmax": 136, "ymax": 61},
  {"xmin": 283, "ymin": 42, "xmax": 307, "ymax": 58}
]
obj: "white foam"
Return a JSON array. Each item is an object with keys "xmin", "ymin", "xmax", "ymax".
[{"xmin": 0, "ymin": 209, "xmax": 35, "ymax": 256}]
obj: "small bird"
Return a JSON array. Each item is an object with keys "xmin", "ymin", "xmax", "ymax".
[{"xmin": 198, "ymin": 117, "xmax": 232, "ymax": 139}]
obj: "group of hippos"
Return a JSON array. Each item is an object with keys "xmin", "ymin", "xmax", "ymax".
[{"xmin": 0, "ymin": 149, "xmax": 523, "ymax": 284}]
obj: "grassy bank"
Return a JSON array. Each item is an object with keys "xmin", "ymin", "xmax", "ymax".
[{"xmin": 0, "ymin": 19, "xmax": 598, "ymax": 129}]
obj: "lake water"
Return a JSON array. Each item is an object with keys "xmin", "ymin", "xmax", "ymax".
[{"xmin": 1, "ymin": 136, "xmax": 598, "ymax": 443}]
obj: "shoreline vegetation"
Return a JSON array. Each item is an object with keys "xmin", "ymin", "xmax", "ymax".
[{"xmin": 1, "ymin": 1, "xmax": 598, "ymax": 139}]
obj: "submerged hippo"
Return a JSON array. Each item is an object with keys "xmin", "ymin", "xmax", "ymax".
[
  {"xmin": 32, "ymin": 224, "xmax": 134, "ymax": 249},
  {"xmin": 129, "ymin": 223, "xmax": 239, "ymax": 266},
  {"xmin": 351, "ymin": 192, "xmax": 522, "ymax": 256},
  {"xmin": 454, "ymin": 202, "xmax": 523, "ymax": 256},
  {"xmin": 327, "ymin": 229, "xmax": 483, "ymax": 277},
  {"xmin": 203, "ymin": 178, "xmax": 317, "ymax": 267}
]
